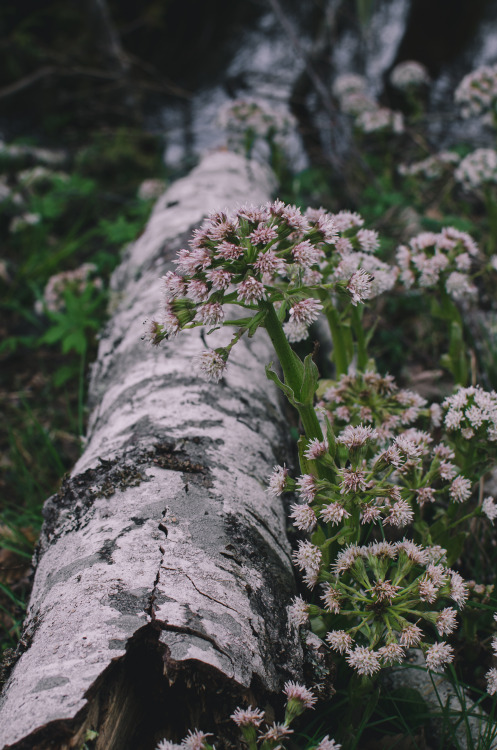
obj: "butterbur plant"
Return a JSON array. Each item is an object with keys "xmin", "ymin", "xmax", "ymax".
[
  {"xmin": 147, "ymin": 201, "xmax": 396, "ymax": 437},
  {"xmin": 217, "ymin": 98, "xmax": 295, "ymax": 175},
  {"xmin": 389, "ymin": 61, "xmax": 430, "ymax": 93},
  {"xmin": 148, "ymin": 199, "xmax": 497, "ymax": 747},
  {"xmin": 439, "ymin": 385, "xmax": 497, "ymax": 479},
  {"xmin": 396, "ymin": 226, "xmax": 485, "ymax": 384},
  {"xmin": 455, "ymin": 64, "xmax": 497, "ymax": 123},
  {"xmin": 389, "ymin": 60, "xmax": 430, "ymax": 118},
  {"xmin": 454, "ymin": 148, "xmax": 497, "ymax": 248}
]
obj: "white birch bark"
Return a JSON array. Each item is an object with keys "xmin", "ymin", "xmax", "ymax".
[{"xmin": 0, "ymin": 152, "xmax": 305, "ymax": 750}]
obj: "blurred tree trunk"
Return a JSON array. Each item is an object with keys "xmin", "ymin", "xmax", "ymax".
[{"xmin": 0, "ymin": 152, "xmax": 304, "ymax": 750}]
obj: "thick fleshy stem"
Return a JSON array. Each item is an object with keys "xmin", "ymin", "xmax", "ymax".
[
  {"xmin": 261, "ymin": 301, "xmax": 323, "ymax": 441},
  {"xmin": 351, "ymin": 305, "xmax": 369, "ymax": 372},
  {"xmin": 318, "ymin": 290, "xmax": 349, "ymax": 377}
]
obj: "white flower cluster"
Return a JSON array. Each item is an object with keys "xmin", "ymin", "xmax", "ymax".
[
  {"xmin": 17, "ymin": 165, "xmax": 68, "ymax": 189},
  {"xmin": 333, "ymin": 246, "xmax": 398, "ymax": 300},
  {"xmin": 9, "ymin": 212, "xmax": 41, "ymax": 233},
  {"xmin": 442, "ymin": 386, "xmax": 497, "ymax": 443},
  {"xmin": 482, "ymin": 496, "xmax": 497, "ymax": 522},
  {"xmin": 331, "ymin": 72, "xmax": 404, "ymax": 132},
  {"xmin": 398, "ymin": 151, "xmax": 460, "ymax": 180},
  {"xmin": 455, "ymin": 64, "xmax": 497, "ymax": 118},
  {"xmin": 218, "ymin": 98, "xmax": 295, "ymax": 143},
  {"xmin": 454, "ymin": 148, "xmax": 497, "ymax": 191},
  {"xmin": 396, "ymin": 227, "xmax": 480, "ymax": 301},
  {"xmin": 355, "ymin": 107, "xmax": 404, "ymax": 135},
  {"xmin": 282, "ymin": 424, "xmax": 473, "ymax": 553},
  {"xmin": 0, "ymin": 140, "xmax": 65, "ymax": 165},
  {"xmin": 156, "ymin": 729, "xmax": 212, "ymax": 750},
  {"xmin": 486, "ymin": 614, "xmax": 497, "ymax": 695},
  {"xmin": 390, "ymin": 60, "xmax": 430, "ymax": 91},
  {"xmin": 332, "ymin": 73, "xmax": 377, "ymax": 115},
  {"xmin": 332, "ymin": 73, "xmax": 368, "ymax": 100}
]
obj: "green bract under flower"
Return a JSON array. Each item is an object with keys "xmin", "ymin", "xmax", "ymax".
[{"xmin": 312, "ymin": 539, "xmax": 463, "ymax": 674}]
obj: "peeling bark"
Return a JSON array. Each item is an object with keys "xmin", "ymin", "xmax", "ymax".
[{"xmin": 0, "ymin": 152, "xmax": 304, "ymax": 750}]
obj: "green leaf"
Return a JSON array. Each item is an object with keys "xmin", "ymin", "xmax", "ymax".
[
  {"xmin": 265, "ymin": 363, "xmax": 298, "ymax": 406},
  {"xmin": 39, "ymin": 324, "xmax": 66, "ymax": 345},
  {"xmin": 53, "ymin": 364, "xmax": 78, "ymax": 387},
  {"xmin": 247, "ymin": 309, "xmax": 267, "ymax": 337},
  {"xmin": 98, "ymin": 215, "xmax": 141, "ymax": 245},
  {"xmin": 61, "ymin": 331, "xmax": 87, "ymax": 355},
  {"xmin": 311, "ymin": 525, "xmax": 326, "ymax": 547},
  {"xmin": 444, "ymin": 532, "xmax": 467, "ymax": 567},
  {"xmin": 287, "ymin": 349, "xmax": 305, "ymax": 382},
  {"xmin": 0, "ymin": 335, "xmax": 38, "ymax": 354}
]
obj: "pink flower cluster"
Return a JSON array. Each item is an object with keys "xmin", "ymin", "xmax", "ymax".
[
  {"xmin": 320, "ymin": 540, "xmax": 464, "ymax": 674},
  {"xmin": 320, "ymin": 370, "xmax": 427, "ymax": 441},
  {"xmin": 276, "ymin": 422, "xmax": 473, "ymax": 547},
  {"xmin": 147, "ymin": 202, "xmax": 398, "ymax": 373}
]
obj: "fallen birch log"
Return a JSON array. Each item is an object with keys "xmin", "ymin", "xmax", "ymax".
[{"xmin": 0, "ymin": 151, "xmax": 304, "ymax": 750}]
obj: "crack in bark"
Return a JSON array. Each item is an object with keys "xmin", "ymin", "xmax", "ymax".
[
  {"xmin": 161, "ymin": 567, "xmax": 239, "ymax": 614},
  {"xmin": 146, "ymin": 565, "xmax": 163, "ymax": 624},
  {"xmin": 146, "ymin": 507, "xmax": 170, "ymax": 623}
]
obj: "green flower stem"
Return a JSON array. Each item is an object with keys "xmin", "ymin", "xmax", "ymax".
[
  {"xmin": 484, "ymin": 187, "xmax": 497, "ymax": 251},
  {"xmin": 439, "ymin": 288, "xmax": 469, "ymax": 386},
  {"xmin": 318, "ymin": 290, "xmax": 349, "ymax": 377},
  {"xmin": 261, "ymin": 301, "xmax": 323, "ymax": 441},
  {"xmin": 351, "ymin": 304, "xmax": 368, "ymax": 372}
]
